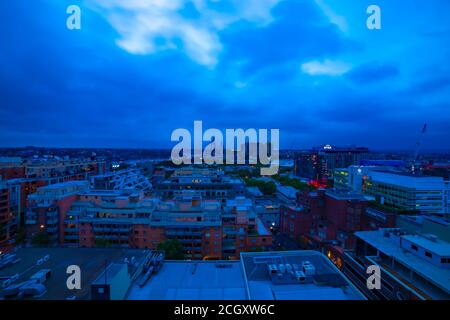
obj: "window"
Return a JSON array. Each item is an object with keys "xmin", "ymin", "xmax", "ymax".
[
  {"xmin": 410, "ymin": 244, "xmax": 418, "ymax": 251},
  {"xmin": 425, "ymin": 251, "xmax": 432, "ymax": 258}
]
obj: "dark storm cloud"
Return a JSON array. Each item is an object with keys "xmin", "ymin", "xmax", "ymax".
[
  {"xmin": 0, "ymin": 0, "xmax": 449, "ymax": 149},
  {"xmin": 220, "ymin": 0, "xmax": 362, "ymax": 76}
]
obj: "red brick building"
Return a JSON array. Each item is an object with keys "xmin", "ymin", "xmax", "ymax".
[
  {"xmin": 26, "ymin": 181, "xmax": 90, "ymax": 245},
  {"xmin": 0, "ymin": 182, "xmax": 12, "ymax": 250},
  {"xmin": 70, "ymin": 191, "xmax": 272, "ymax": 260}
]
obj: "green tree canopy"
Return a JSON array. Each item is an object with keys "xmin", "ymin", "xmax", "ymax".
[
  {"xmin": 31, "ymin": 232, "xmax": 50, "ymax": 247},
  {"xmin": 157, "ymin": 239, "xmax": 185, "ymax": 260}
]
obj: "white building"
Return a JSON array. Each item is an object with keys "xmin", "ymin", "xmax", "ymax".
[{"xmin": 364, "ymin": 170, "xmax": 448, "ymax": 215}]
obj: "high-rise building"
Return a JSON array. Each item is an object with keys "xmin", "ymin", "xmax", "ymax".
[{"xmin": 295, "ymin": 145, "xmax": 369, "ymax": 183}]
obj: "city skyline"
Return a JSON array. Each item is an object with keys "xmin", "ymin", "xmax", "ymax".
[{"xmin": 1, "ymin": 0, "xmax": 450, "ymax": 150}]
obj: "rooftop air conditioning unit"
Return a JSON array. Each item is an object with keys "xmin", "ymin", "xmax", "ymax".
[
  {"xmin": 267, "ymin": 264, "xmax": 278, "ymax": 275},
  {"xmin": 285, "ymin": 264, "xmax": 293, "ymax": 274},
  {"xmin": 295, "ymin": 271, "xmax": 306, "ymax": 283},
  {"xmin": 302, "ymin": 261, "xmax": 316, "ymax": 276}
]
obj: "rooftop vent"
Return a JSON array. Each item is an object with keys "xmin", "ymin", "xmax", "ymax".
[
  {"xmin": 302, "ymin": 261, "xmax": 316, "ymax": 276},
  {"xmin": 423, "ymin": 234, "xmax": 438, "ymax": 242}
]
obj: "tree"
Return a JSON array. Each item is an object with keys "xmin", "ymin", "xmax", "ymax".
[
  {"xmin": 95, "ymin": 237, "xmax": 111, "ymax": 248},
  {"xmin": 15, "ymin": 228, "xmax": 26, "ymax": 244},
  {"xmin": 259, "ymin": 181, "xmax": 276, "ymax": 195},
  {"xmin": 157, "ymin": 239, "xmax": 185, "ymax": 260},
  {"xmin": 31, "ymin": 232, "xmax": 50, "ymax": 247},
  {"xmin": 244, "ymin": 178, "xmax": 276, "ymax": 195},
  {"xmin": 273, "ymin": 175, "xmax": 315, "ymax": 191}
]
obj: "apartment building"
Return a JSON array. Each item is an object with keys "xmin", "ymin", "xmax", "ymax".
[
  {"xmin": 91, "ymin": 168, "xmax": 152, "ymax": 191},
  {"xmin": 25, "ymin": 158, "xmax": 107, "ymax": 180},
  {"xmin": 222, "ymin": 197, "xmax": 272, "ymax": 259},
  {"xmin": 155, "ymin": 167, "xmax": 245, "ymax": 201},
  {"xmin": 0, "ymin": 182, "xmax": 12, "ymax": 249},
  {"xmin": 26, "ymin": 181, "xmax": 90, "ymax": 244},
  {"xmin": 70, "ymin": 190, "xmax": 157, "ymax": 248}
]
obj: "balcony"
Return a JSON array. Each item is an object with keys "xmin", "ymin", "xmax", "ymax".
[{"xmin": 165, "ymin": 230, "xmax": 203, "ymax": 237}]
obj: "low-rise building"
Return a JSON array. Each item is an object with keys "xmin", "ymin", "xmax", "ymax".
[
  {"xmin": 126, "ymin": 250, "xmax": 365, "ymax": 300},
  {"xmin": 70, "ymin": 190, "xmax": 157, "ymax": 248},
  {"xmin": 0, "ymin": 182, "xmax": 12, "ymax": 249},
  {"xmin": 155, "ymin": 167, "xmax": 245, "ymax": 201},
  {"xmin": 396, "ymin": 215, "xmax": 450, "ymax": 242},
  {"xmin": 276, "ymin": 186, "xmax": 298, "ymax": 204},
  {"xmin": 364, "ymin": 170, "xmax": 448, "ymax": 215},
  {"xmin": 343, "ymin": 228, "xmax": 450, "ymax": 300},
  {"xmin": 91, "ymin": 168, "xmax": 152, "ymax": 192},
  {"xmin": 255, "ymin": 200, "xmax": 280, "ymax": 229},
  {"xmin": 26, "ymin": 181, "xmax": 90, "ymax": 244}
]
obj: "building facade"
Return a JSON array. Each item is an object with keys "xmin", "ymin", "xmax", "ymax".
[
  {"xmin": 343, "ymin": 228, "xmax": 450, "ymax": 300},
  {"xmin": 26, "ymin": 181, "xmax": 90, "ymax": 244},
  {"xmin": 155, "ymin": 168, "xmax": 246, "ymax": 201},
  {"xmin": 295, "ymin": 145, "xmax": 369, "ymax": 184},
  {"xmin": 364, "ymin": 171, "xmax": 448, "ymax": 215}
]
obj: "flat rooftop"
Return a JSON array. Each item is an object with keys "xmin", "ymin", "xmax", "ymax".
[
  {"xmin": 326, "ymin": 189, "xmax": 373, "ymax": 201},
  {"xmin": 368, "ymin": 171, "xmax": 445, "ymax": 188},
  {"xmin": 256, "ymin": 218, "xmax": 272, "ymax": 236},
  {"xmin": 37, "ymin": 180, "xmax": 89, "ymax": 189},
  {"xmin": 355, "ymin": 230, "xmax": 450, "ymax": 297},
  {"xmin": 0, "ymin": 248, "xmax": 146, "ymax": 300},
  {"xmin": 127, "ymin": 250, "xmax": 365, "ymax": 300},
  {"xmin": 126, "ymin": 261, "xmax": 246, "ymax": 300},
  {"xmin": 402, "ymin": 234, "xmax": 450, "ymax": 256},
  {"xmin": 240, "ymin": 251, "xmax": 365, "ymax": 300}
]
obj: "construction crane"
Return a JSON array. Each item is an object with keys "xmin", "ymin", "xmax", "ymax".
[{"xmin": 411, "ymin": 123, "xmax": 427, "ymax": 174}]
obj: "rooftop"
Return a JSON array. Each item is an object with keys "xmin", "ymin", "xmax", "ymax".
[
  {"xmin": 240, "ymin": 251, "xmax": 365, "ymax": 300},
  {"xmin": 127, "ymin": 250, "xmax": 365, "ymax": 300},
  {"xmin": 276, "ymin": 186, "xmax": 298, "ymax": 199},
  {"xmin": 256, "ymin": 218, "xmax": 271, "ymax": 236},
  {"xmin": 355, "ymin": 230, "xmax": 450, "ymax": 296},
  {"xmin": 326, "ymin": 189, "xmax": 373, "ymax": 201},
  {"xmin": 126, "ymin": 261, "xmax": 246, "ymax": 300},
  {"xmin": 402, "ymin": 234, "xmax": 450, "ymax": 256},
  {"xmin": 368, "ymin": 171, "xmax": 446, "ymax": 189},
  {"xmin": 37, "ymin": 180, "xmax": 89, "ymax": 190}
]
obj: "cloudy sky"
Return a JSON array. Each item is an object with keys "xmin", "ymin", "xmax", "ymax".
[{"xmin": 0, "ymin": 0, "xmax": 449, "ymax": 150}]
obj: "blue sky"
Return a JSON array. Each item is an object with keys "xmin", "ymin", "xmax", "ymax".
[{"xmin": 0, "ymin": 0, "xmax": 449, "ymax": 150}]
